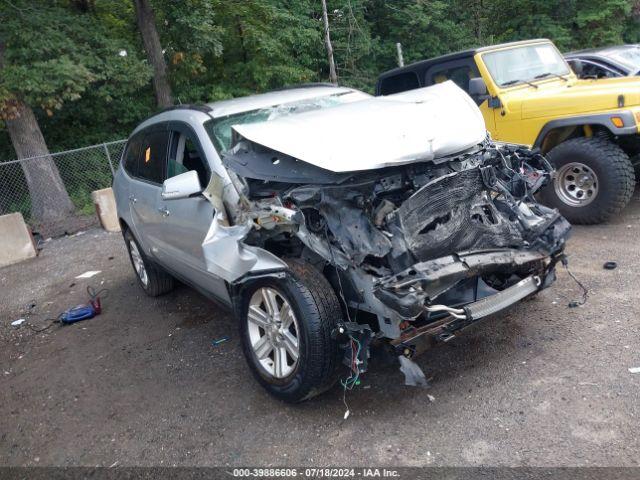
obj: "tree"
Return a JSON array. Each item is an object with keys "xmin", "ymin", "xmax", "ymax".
[
  {"xmin": 193, "ymin": 0, "xmax": 322, "ymax": 97},
  {"xmin": 2, "ymin": 99, "xmax": 75, "ymax": 225},
  {"xmin": 133, "ymin": 0, "xmax": 173, "ymax": 107},
  {"xmin": 327, "ymin": 0, "xmax": 374, "ymax": 88},
  {"xmin": 0, "ymin": 0, "xmax": 151, "ymax": 232},
  {"xmin": 321, "ymin": 0, "xmax": 338, "ymax": 83}
]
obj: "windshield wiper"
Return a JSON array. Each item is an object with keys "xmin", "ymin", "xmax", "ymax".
[
  {"xmin": 534, "ymin": 72, "xmax": 568, "ymax": 82},
  {"xmin": 502, "ymin": 79, "xmax": 539, "ymax": 89}
]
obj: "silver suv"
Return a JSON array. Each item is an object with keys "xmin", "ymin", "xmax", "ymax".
[{"xmin": 114, "ymin": 82, "xmax": 570, "ymax": 402}]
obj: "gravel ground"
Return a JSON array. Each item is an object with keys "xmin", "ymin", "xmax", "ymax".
[{"xmin": 1, "ymin": 193, "xmax": 640, "ymax": 467}]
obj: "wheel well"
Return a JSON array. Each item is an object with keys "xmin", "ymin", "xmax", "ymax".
[{"xmin": 538, "ymin": 124, "xmax": 614, "ymax": 153}]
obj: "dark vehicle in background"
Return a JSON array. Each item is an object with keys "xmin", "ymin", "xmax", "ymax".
[{"xmin": 565, "ymin": 45, "xmax": 640, "ymax": 79}]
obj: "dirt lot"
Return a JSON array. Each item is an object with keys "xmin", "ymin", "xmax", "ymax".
[{"xmin": 2, "ymin": 194, "xmax": 640, "ymax": 467}]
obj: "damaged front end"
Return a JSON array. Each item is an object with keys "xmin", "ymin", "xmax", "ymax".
[
  {"xmin": 194, "ymin": 83, "xmax": 571, "ymax": 388},
  {"xmin": 220, "ymin": 138, "xmax": 570, "ymax": 362}
]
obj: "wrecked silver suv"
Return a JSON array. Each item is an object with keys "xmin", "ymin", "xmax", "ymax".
[{"xmin": 114, "ymin": 82, "xmax": 570, "ymax": 402}]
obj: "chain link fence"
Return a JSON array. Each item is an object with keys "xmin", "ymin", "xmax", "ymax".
[{"xmin": 0, "ymin": 140, "xmax": 127, "ymax": 237}]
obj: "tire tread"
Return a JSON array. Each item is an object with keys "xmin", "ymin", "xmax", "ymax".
[{"xmin": 542, "ymin": 137, "xmax": 635, "ymax": 224}]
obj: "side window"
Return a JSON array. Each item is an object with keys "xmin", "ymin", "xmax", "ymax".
[
  {"xmin": 379, "ymin": 72, "xmax": 420, "ymax": 95},
  {"xmin": 137, "ymin": 131, "xmax": 169, "ymax": 184},
  {"xmin": 427, "ymin": 63, "xmax": 479, "ymax": 93},
  {"xmin": 123, "ymin": 136, "xmax": 142, "ymax": 177},
  {"xmin": 167, "ymin": 131, "xmax": 210, "ymax": 187},
  {"xmin": 582, "ymin": 62, "xmax": 616, "ymax": 79}
]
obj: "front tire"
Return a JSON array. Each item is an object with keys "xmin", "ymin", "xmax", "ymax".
[
  {"xmin": 238, "ymin": 259, "xmax": 343, "ymax": 403},
  {"xmin": 539, "ymin": 137, "xmax": 635, "ymax": 224}
]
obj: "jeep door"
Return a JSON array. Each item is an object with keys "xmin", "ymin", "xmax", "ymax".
[{"xmin": 151, "ymin": 122, "xmax": 231, "ymax": 304}]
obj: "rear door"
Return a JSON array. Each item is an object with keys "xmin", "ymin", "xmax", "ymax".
[
  {"xmin": 151, "ymin": 122, "xmax": 230, "ymax": 303},
  {"xmin": 128, "ymin": 124, "xmax": 170, "ymax": 257}
]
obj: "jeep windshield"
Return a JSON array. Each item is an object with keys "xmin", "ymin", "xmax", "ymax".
[
  {"xmin": 483, "ymin": 43, "xmax": 571, "ymax": 87},
  {"xmin": 206, "ymin": 91, "xmax": 368, "ymax": 152}
]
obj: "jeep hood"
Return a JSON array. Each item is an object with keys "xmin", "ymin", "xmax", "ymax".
[
  {"xmin": 506, "ymin": 77, "xmax": 640, "ymax": 119},
  {"xmin": 230, "ymin": 81, "xmax": 486, "ymax": 173}
]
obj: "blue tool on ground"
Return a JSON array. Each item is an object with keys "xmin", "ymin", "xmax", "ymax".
[{"xmin": 59, "ymin": 286, "xmax": 106, "ymax": 325}]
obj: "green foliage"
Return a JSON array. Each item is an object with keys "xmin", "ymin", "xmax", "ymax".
[
  {"xmin": 1, "ymin": 0, "xmax": 640, "ymax": 158},
  {"xmin": 205, "ymin": 0, "xmax": 323, "ymax": 96},
  {"xmin": 0, "ymin": 0, "xmax": 151, "ymax": 112}
]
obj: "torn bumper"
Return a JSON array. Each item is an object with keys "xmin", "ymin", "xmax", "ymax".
[
  {"xmin": 390, "ymin": 274, "xmax": 544, "ymax": 358},
  {"xmin": 373, "ymin": 246, "xmax": 562, "ymax": 319}
]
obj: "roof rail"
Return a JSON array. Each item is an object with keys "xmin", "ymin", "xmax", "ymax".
[
  {"xmin": 269, "ymin": 82, "xmax": 339, "ymax": 92},
  {"xmin": 154, "ymin": 104, "xmax": 213, "ymax": 115}
]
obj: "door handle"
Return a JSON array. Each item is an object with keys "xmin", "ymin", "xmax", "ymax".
[
  {"xmin": 158, "ymin": 207, "xmax": 170, "ymax": 217},
  {"xmin": 128, "ymin": 195, "xmax": 137, "ymax": 204}
]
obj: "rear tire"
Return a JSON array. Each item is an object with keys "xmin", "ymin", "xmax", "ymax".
[
  {"xmin": 123, "ymin": 228, "xmax": 174, "ymax": 297},
  {"xmin": 631, "ymin": 154, "xmax": 640, "ymax": 179},
  {"xmin": 539, "ymin": 137, "xmax": 635, "ymax": 224},
  {"xmin": 238, "ymin": 259, "xmax": 343, "ymax": 403}
]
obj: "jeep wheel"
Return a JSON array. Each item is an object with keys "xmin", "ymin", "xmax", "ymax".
[
  {"xmin": 539, "ymin": 137, "xmax": 636, "ymax": 224},
  {"xmin": 124, "ymin": 228, "xmax": 175, "ymax": 296},
  {"xmin": 238, "ymin": 259, "xmax": 342, "ymax": 403}
]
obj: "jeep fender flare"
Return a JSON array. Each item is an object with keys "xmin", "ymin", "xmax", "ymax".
[{"xmin": 534, "ymin": 111, "xmax": 637, "ymax": 152}]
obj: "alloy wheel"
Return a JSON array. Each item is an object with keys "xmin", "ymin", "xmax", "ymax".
[
  {"xmin": 247, "ymin": 287, "xmax": 300, "ymax": 379},
  {"xmin": 128, "ymin": 240, "xmax": 149, "ymax": 287}
]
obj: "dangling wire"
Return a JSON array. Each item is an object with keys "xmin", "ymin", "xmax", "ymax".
[
  {"xmin": 561, "ymin": 256, "xmax": 588, "ymax": 307},
  {"xmin": 321, "ymin": 225, "xmax": 362, "ymax": 419},
  {"xmin": 340, "ymin": 338, "xmax": 362, "ymax": 420},
  {"xmin": 323, "ymin": 225, "xmax": 352, "ymax": 323}
]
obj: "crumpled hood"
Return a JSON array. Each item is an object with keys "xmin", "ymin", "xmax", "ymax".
[
  {"xmin": 231, "ymin": 81, "xmax": 486, "ymax": 173},
  {"xmin": 512, "ymin": 76, "xmax": 640, "ymax": 119}
]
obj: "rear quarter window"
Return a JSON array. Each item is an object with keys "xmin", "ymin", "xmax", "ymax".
[
  {"xmin": 378, "ymin": 72, "xmax": 420, "ymax": 95},
  {"xmin": 123, "ymin": 136, "xmax": 142, "ymax": 177}
]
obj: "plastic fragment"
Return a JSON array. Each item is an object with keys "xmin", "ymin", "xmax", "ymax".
[
  {"xmin": 76, "ymin": 270, "xmax": 101, "ymax": 279},
  {"xmin": 603, "ymin": 261, "xmax": 617, "ymax": 270},
  {"xmin": 398, "ymin": 355, "xmax": 428, "ymax": 387},
  {"xmin": 11, "ymin": 319, "xmax": 25, "ymax": 327},
  {"xmin": 628, "ymin": 367, "xmax": 640, "ymax": 374},
  {"xmin": 212, "ymin": 336, "xmax": 229, "ymax": 346}
]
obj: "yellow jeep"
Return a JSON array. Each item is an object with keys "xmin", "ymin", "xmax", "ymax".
[{"xmin": 376, "ymin": 39, "xmax": 639, "ymax": 224}]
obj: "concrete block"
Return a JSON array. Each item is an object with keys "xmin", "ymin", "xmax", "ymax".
[
  {"xmin": 91, "ymin": 187, "xmax": 121, "ymax": 232},
  {"xmin": 0, "ymin": 213, "xmax": 37, "ymax": 268}
]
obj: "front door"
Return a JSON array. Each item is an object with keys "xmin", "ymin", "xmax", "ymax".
[{"xmin": 152, "ymin": 123, "xmax": 230, "ymax": 304}]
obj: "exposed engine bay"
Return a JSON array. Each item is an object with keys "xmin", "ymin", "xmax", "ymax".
[{"xmin": 219, "ymin": 138, "xmax": 571, "ymax": 360}]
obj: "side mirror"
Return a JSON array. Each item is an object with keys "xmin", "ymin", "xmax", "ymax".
[
  {"xmin": 161, "ymin": 170, "xmax": 202, "ymax": 200},
  {"xmin": 468, "ymin": 77, "xmax": 488, "ymax": 97}
]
